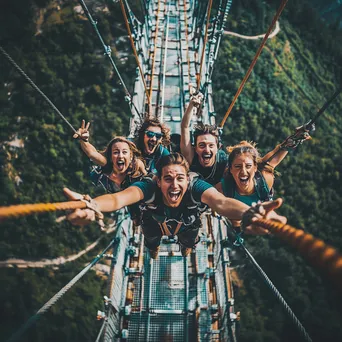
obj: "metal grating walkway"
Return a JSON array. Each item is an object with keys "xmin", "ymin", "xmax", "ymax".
[{"xmin": 101, "ymin": 1, "xmax": 237, "ymax": 341}]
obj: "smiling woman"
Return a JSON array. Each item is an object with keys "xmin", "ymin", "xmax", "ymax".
[{"xmin": 216, "ymin": 141, "xmax": 277, "ymax": 206}]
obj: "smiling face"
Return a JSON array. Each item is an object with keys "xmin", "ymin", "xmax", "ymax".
[
  {"xmin": 143, "ymin": 125, "xmax": 163, "ymax": 155},
  {"xmin": 195, "ymin": 134, "xmax": 218, "ymax": 167},
  {"xmin": 157, "ymin": 164, "xmax": 189, "ymax": 207},
  {"xmin": 111, "ymin": 142, "xmax": 132, "ymax": 174},
  {"xmin": 230, "ymin": 153, "xmax": 257, "ymax": 195}
]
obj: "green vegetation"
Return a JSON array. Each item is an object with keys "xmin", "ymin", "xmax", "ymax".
[
  {"xmin": 0, "ymin": 0, "xmax": 341, "ymax": 341},
  {"xmin": 214, "ymin": 1, "xmax": 342, "ymax": 341}
]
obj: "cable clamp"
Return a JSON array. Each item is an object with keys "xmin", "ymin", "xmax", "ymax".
[{"xmin": 104, "ymin": 45, "xmax": 111, "ymax": 56}]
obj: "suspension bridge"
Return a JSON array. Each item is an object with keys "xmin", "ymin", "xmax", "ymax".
[{"xmin": 1, "ymin": 0, "xmax": 342, "ymax": 341}]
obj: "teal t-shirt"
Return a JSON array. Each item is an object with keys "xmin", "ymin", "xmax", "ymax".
[
  {"xmin": 233, "ymin": 190, "xmax": 260, "ymax": 206},
  {"xmin": 129, "ymin": 176, "xmax": 212, "ymax": 227}
]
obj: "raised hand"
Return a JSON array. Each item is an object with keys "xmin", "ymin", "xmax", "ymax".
[
  {"xmin": 190, "ymin": 92, "xmax": 204, "ymax": 109},
  {"xmin": 73, "ymin": 120, "xmax": 91, "ymax": 141}
]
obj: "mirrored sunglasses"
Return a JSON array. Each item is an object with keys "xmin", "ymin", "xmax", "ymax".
[{"xmin": 145, "ymin": 130, "xmax": 163, "ymax": 139}]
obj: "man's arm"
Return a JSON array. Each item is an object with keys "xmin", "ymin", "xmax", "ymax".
[
  {"xmin": 202, "ymin": 188, "xmax": 286, "ymax": 234},
  {"xmin": 201, "ymin": 187, "xmax": 249, "ymax": 220},
  {"xmin": 180, "ymin": 94, "xmax": 203, "ymax": 164},
  {"xmin": 64, "ymin": 186, "xmax": 144, "ymax": 225}
]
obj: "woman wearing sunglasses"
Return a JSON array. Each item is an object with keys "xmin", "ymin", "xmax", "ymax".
[{"xmin": 134, "ymin": 117, "xmax": 171, "ymax": 173}]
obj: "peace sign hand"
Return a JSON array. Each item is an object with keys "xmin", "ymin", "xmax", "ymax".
[{"xmin": 73, "ymin": 120, "xmax": 91, "ymax": 142}]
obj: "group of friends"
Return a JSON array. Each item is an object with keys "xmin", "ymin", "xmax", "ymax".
[{"xmin": 65, "ymin": 93, "xmax": 311, "ymax": 258}]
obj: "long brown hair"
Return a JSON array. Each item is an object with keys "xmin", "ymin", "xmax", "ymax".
[{"xmin": 101, "ymin": 136, "xmax": 143, "ymax": 176}]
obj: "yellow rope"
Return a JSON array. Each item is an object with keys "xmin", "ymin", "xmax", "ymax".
[
  {"xmin": 0, "ymin": 201, "xmax": 87, "ymax": 221},
  {"xmin": 197, "ymin": 0, "xmax": 213, "ymax": 91},
  {"xmin": 255, "ymin": 218, "xmax": 342, "ymax": 289},
  {"xmin": 219, "ymin": 0, "xmax": 288, "ymax": 128},
  {"xmin": 182, "ymin": 0, "xmax": 191, "ymax": 93}
]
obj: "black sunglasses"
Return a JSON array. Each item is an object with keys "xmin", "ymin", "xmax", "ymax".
[{"xmin": 145, "ymin": 130, "xmax": 163, "ymax": 139}]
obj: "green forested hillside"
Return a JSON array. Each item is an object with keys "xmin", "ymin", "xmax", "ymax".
[
  {"xmin": 214, "ymin": 1, "xmax": 342, "ymax": 341},
  {"xmin": 0, "ymin": 0, "xmax": 341, "ymax": 341}
]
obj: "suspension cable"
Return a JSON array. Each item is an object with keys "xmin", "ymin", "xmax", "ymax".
[
  {"xmin": 240, "ymin": 244, "xmax": 313, "ymax": 342},
  {"xmin": 0, "ymin": 46, "xmax": 79, "ymax": 135},
  {"xmin": 118, "ymin": 0, "xmax": 151, "ymax": 106},
  {"xmin": 221, "ymin": 218, "xmax": 313, "ymax": 342},
  {"xmin": 219, "ymin": 0, "xmax": 288, "ymax": 128},
  {"xmin": 307, "ymin": 86, "xmax": 342, "ymax": 126},
  {"xmin": 262, "ymin": 86, "xmax": 342, "ymax": 166},
  {"xmin": 77, "ymin": 0, "xmax": 142, "ymax": 118},
  {"xmin": 6, "ymin": 237, "xmax": 116, "ymax": 342},
  {"xmin": 196, "ymin": 0, "xmax": 213, "ymax": 91}
]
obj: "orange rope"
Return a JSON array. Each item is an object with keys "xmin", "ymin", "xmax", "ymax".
[
  {"xmin": 0, "ymin": 201, "xmax": 87, "ymax": 221},
  {"xmin": 182, "ymin": 0, "xmax": 191, "ymax": 93},
  {"xmin": 255, "ymin": 218, "xmax": 342, "ymax": 288},
  {"xmin": 148, "ymin": 0, "xmax": 161, "ymax": 116},
  {"xmin": 197, "ymin": 0, "xmax": 213, "ymax": 91},
  {"xmin": 119, "ymin": 0, "xmax": 150, "ymax": 105},
  {"xmin": 219, "ymin": 0, "xmax": 288, "ymax": 128}
]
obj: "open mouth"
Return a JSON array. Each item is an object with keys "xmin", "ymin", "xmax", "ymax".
[
  {"xmin": 147, "ymin": 141, "xmax": 157, "ymax": 153},
  {"xmin": 168, "ymin": 190, "xmax": 181, "ymax": 202},
  {"xmin": 202, "ymin": 153, "xmax": 213, "ymax": 163},
  {"xmin": 116, "ymin": 160, "xmax": 125, "ymax": 171},
  {"xmin": 239, "ymin": 176, "xmax": 249, "ymax": 185}
]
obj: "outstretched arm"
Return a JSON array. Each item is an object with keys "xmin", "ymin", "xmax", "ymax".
[
  {"xmin": 74, "ymin": 120, "xmax": 107, "ymax": 166},
  {"xmin": 201, "ymin": 188, "xmax": 286, "ymax": 234},
  {"xmin": 64, "ymin": 186, "xmax": 144, "ymax": 225},
  {"xmin": 180, "ymin": 94, "xmax": 203, "ymax": 164},
  {"xmin": 201, "ymin": 187, "xmax": 249, "ymax": 220}
]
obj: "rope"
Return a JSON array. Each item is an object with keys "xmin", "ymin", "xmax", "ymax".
[
  {"xmin": 182, "ymin": 0, "xmax": 191, "ymax": 93},
  {"xmin": 262, "ymin": 86, "xmax": 342, "ymax": 165},
  {"xmin": 0, "ymin": 46, "xmax": 79, "ymax": 135},
  {"xmin": 0, "ymin": 201, "xmax": 87, "ymax": 221},
  {"xmin": 219, "ymin": 0, "xmax": 288, "ymax": 128},
  {"xmin": 254, "ymin": 218, "xmax": 342, "ymax": 289},
  {"xmin": 118, "ymin": 0, "xmax": 151, "ymax": 106},
  {"xmin": 197, "ymin": 0, "xmax": 213, "ymax": 91},
  {"xmin": 147, "ymin": 0, "xmax": 161, "ymax": 115},
  {"xmin": 77, "ymin": 0, "xmax": 142, "ymax": 119},
  {"xmin": 240, "ymin": 244, "xmax": 313, "ymax": 342},
  {"xmin": 6, "ymin": 237, "xmax": 116, "ymax": 342}
]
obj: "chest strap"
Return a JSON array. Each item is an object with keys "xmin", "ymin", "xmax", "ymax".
[{"xmin": 158, "ymin": 221, "xmax": 182, "ymax": 236}]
